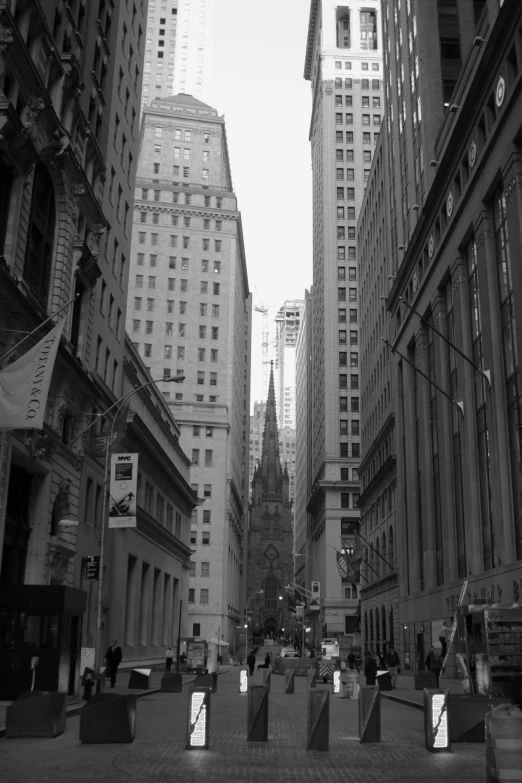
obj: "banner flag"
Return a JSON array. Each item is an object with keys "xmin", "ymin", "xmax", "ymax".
[
  {"xmin": 336, "ymin": 550, "xmax": 348, "ymax": 579},
  {"xmin": 0, "ymin": 319, "xmax": 65, "ymax": 431},
  {"xmin": 352, "ymin": 531, "xmax": 364, "ymax": 564},
  {"xmin": 109, "ymin": 453, "xmax": 138, "ymax": 528}
]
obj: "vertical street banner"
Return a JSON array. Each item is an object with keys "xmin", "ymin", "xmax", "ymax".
[
  {"xmin": 310, "ymin": 581, "xmax": 321, "ymax": 611},
  {"xmin": 109, "ymin": 453, "xmax": 138, "ymax": 528}
]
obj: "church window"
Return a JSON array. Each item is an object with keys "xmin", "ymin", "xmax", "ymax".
[{"xmin": 263, "ymin": 575, "xmax": 279, "ymax": 610}]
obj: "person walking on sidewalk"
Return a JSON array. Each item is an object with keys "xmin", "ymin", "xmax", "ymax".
[
  {"xmin": 104, "ymin": 639, "xmax": 122, "ymax": 688},
  {"xmin": 426, "ymin": 647, "xmax": 443, "ymax": 688},
  {"xmin": 247, "ymin": 651, "xmax": 256, "ymax": 676},
  {"xmin": 385, "ymin": 646, "xmax": 401, "ymax": 689},
  {"xmin": 165, "ymin": 647, "xmax": 174, "ymax": 672},
  {"xmin": 439, "ymin": 620, "xmax": 451, "ymax": 659},
  {"xmin": 364, "ymin": 650, "xmax": 377, "ymax": 685}
]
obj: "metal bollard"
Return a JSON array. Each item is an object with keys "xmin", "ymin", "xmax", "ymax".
[
  {"xmin": 186, "ymin": 687, "xmax": 211, "ymax": 749},
  {"xmin": 247, "ymin": 685, "xmax": 269, "ymax": 741},
  {"xmin": 239, "ymin": 668, "xmax": 248, "ymax": 694},
  {"xmin": 423, "ymin": 689, "xmax": 451, "ymax": 752},
  {"xmin": 359, "ymin": 686, "xmax": 380, "ymax": 742},
  {"xmin": 285, "ymin": 668, "xmax": 295, "ymax": 694},
  {"xmin": 307, "ymin": 689, "xmax": 329, "ymax": 751}
]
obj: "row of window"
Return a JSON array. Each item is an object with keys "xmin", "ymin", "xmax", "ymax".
[
  {"xmin": 338, "ymin": 288, "xmax": 357, "ymax": 301},
  {"xmin": 339, "ymin": 351, "xmax": 359, "ymax": 367},
  {"xmin": 189, "ymin": 561, "xmax": 211, "ymax": 577},
  {"xmin": 339, "ymin": 308, "xmax": 357, "ymax": 323},
  {"xmin": 136, "ymin": 255, "xmax": 222, "ymax": 273},
  {"xmin": 135, "ymin": 278, "xmax": 222, "ymax": 294},
  {"xmin": 336, "ymin": 149, "xmax": 372, "ymax": 163},
  {"xmin": 340, "ymin": 491, "xmax": 361, "ymax": 509},
  {"xmin": 340, "ymin": 419, "xmax": 360, "ymax": 435},
  {"xmin": 336, "ymin": 113, "xmax": 381, "ymax": 126},
  {"xmin": 134, "ymin": 298, "xmax": 220, "ymax": 316},
  {"xmin": 191, "ymin": 449, "xmax": 213, "ymax": 466},
  {"xmin": 132, "ymin": 321, "xmax": 220, "ymax": 339},
  {"xmin": 334, "ymin": 61, "xmax": 380, "ymax": 71},
  {"xmin": 339, "ymin": 330, "xmax": 358, "ymax": 345},
  {"xmin": 335, "ymin": 95, "xmax": 381, "ymax": 108},
  {"xmin": 154, "ymin": 126, "xmax": 210, "ymax": 143},
  {"xmin": 334, "ymin": 77, "xmax": 380, "ymax": 89},
  {"xmin": 340, "ymin": 443, "xmax": 360, "ymax": 458},
  {"xmin": 139, "ymin": 213, "xmax": 222, "ymax": 232},
  {"xmin": 138, "ymin": 343, "xmax": 220, "ymax": 362},
  {"xmin": 188, "ymin": 588, "xmax": 209, "ymax": 603},
  {"xmin": 137, "ymin": 233, "xmax": 223, "ymax": 251},
  {"xmin": 339, "ymin": 374, "xmax": 359, "ymax": 391}
]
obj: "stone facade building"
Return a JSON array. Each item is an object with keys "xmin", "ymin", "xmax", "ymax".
[
  {"xmin": 247, "ymin": 366, "xmax": 293, "ymax": 641},
  {"xmin": 127, "ymin": 94, "xmax": 251, "ymax": 647}
]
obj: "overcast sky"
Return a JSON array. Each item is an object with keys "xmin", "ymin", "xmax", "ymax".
[{"xmin": 210, "ymin": 0, "xmax": 313, "ymax": 409}]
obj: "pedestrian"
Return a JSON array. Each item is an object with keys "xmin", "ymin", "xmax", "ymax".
[
  {"xmin": 364, "ymin": 650, "xmax": 377, "ymax": 685},
  {"xmin": 264, "ymin": 651, "xmax": 271, "ymax": 668},
  {"xmin": 439, "ymin": 619, "xmax": 452, "ymax": 659},
  {"xmin": 347, "ymin": 651, "xmax": 355, "ymax": 670},
  {"xmin": 104, "ymin": 638, "xmax": 122, "ymax": 688},
  {"xmin": 385, "ymin": 646, "xmax": 400, "ymax": 689},
  {"xmin": 247, "ymin": 650, "xmax": 256, "ymax": 676},
  {"xmin": 426, "ymin": 646, "xmax": 443, "ymax": 687},
  {"xmin": 165, "ymin": 646, "xmax": 174, "ymax": 672}
]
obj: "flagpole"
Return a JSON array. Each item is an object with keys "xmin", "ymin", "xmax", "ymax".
[
  {"xmin": 0, "ymin": 294, "xmax": 79, "ymax": 364},
  {"xmin": 355, "ymin": 531, "xmax": 395, "ymax": 572}
]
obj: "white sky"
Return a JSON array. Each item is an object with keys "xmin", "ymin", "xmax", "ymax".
[{"xmin": 209, "ymin": 0, "xmax": 313, "ymax": 410}]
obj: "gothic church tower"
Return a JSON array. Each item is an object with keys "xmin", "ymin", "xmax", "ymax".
[{"xmin": 247, "ymin": 364, "xmax": 293, "ymax": 640}]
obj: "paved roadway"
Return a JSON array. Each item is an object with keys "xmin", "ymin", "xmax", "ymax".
[{"xmin": 0, "ymin": 663, "xmax": 486, "ymax": 783}]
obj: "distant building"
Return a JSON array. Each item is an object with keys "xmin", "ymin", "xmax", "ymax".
[
  {"xmin": 249, "ymin": 401, "xmax": 266, "ymax": 497},
  {"xmin": 127, "ymin": 94, "xmax": 251, "ymax": 647},
  {"xmin": 275, "ymin": 300, "xmax": 304, "ymax": 430},
  {"xmin": 141, "ymin": 0, "xmax": 215, "ymax": 111},
  {"xmin": 248, "ymin": 366, "xmax": 293, "ymax": 641}
]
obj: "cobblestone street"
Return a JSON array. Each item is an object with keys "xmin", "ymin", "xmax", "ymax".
[{"xmin": 0, "ymin": 667, "xmax": 485, "ymax": 783}]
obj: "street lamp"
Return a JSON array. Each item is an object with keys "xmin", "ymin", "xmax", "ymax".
[
  {"xmin": 245, "ymin": 589, "xmax": 263, "ymax": 656},
  {"xmin": 68, "ymin": 375, "xmax": 185, "ymax": 691}
]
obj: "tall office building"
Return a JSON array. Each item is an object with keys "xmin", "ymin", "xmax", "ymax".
[
  {"xmin": 359, "ymin": 0, "xmax": 522, "ymax": 676},
  {"xmin": 275, "ymin": 300, "xmax": 304, "ymax": 430},
  {"xmin": 127, "ymin": 94, "xmax": 251, "ymax": 647},
  {"xmin": 302, "ymin": 0, "xmax": 383, "ymax": 641},
  {"xmin": 142, "ymin": 0, "xmax": 215, "ymax": 111}
]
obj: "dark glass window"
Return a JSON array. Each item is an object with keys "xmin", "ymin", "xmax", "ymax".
[{"xmin": 23, "ymin": 164, "xmax": 56, "ymax": 307}]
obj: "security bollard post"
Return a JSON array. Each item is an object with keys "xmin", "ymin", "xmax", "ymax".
[
  {"xmin": 307, "ymin": 689, "xmax": 329, "ymax": 751},
  {"xmin": 239, "ymin": 668, "xmax": 248, "ymax": 693},
  {"xmin": 307, "ymin": 668, "xmax": 317, "ymax": 689},
  {"xmin": 247, "ymin": 685, "xmax": 269, "ymax": 741},
  {"xmin": 359, "ymin": 686, "xmax": 380, "ymax": 742},
  {"xmin": 262, "ymin": 666, "xmax": 271, "ymax": 692},
  {"xmin": 161, "ymin": 672, "xmax": 183, "ymax": 692},
  {"xmin": 128, "ymin": 668, "xmax": 152, "ymax": 689},
  {"xmin": 423, "ymin": 689, "xmax": 451, "ymax": 752},
  {"xmin": 333, "ymin": 670, "xmax": 347, "ymax": 698},
  {"xmin": 285, "ymin": 668, "xmax": 295, "ymax": 694},
  {"xmin": 186, "ymin": 687, "xmax": 211, "ymax": 749}
]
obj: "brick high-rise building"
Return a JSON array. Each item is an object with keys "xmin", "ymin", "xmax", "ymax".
[
  {"xmin": 301, "ymin": 0, "xmax": 382, "ymax": 643},
  {"xmin": 127, "ymin": 94, "xmax": 251, "ymax": 646}
]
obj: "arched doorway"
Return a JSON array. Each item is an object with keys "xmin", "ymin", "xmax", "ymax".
[{"xmin": 263, "ymin": 616, "xmax": 279, "ymax": 639}]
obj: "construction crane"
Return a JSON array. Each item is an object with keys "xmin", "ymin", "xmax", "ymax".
[{"xmin": 254, "ymin": 287, "xmax": 270, "ymax": 402}]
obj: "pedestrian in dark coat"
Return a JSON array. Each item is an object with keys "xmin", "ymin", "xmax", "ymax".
[
  {"xmin": 264, "ymin": 652, "xmax": 271, "ymax": 668},
  {"xmin": 104, "ymin": 639, "xmax": 123, "ymax": 687},
  {"xmin": 426, "ymin": 647, "xmax": 443, "ymax": 688},
  {"xmin": 247, "ymin": 651, "xmax": 256, "ymax": 676}
]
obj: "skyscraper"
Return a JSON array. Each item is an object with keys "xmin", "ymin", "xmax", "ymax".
[
  {"xmin": 127, "ymin": 94, "xmax": 251, "ymax": 646},
  {"xmin": 275, "ymin": 300, "xmax": 304, "ymax": 430},
  {"xmin": 301, "ymin": 0, "xmax": 382, "ymax": 641},
  {"xmin": 141, "ymin": 0, "xmax": 215, "ymax": 111}
]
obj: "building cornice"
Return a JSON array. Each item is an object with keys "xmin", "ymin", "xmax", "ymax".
[
  {"xmin": 304, "ymin": 0, "xmax": 320, "ymax": 81},
  {"xmin": 357, "ymin": 456, "xmax": 396, "ymax": 510}
]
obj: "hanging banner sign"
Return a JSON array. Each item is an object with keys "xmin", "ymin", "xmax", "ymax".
[
  {"xmin": 186, "ymin": 687, "xmax": 210, "ymax": 749},
  {"xmin": 109, "ymin": 453, "xmax": 138, "ymax": 528},
  {"xmin": 310, "ymin": 581, "xmax": 321, "ymax": 611},
  {"xmin": 86, "ymin": 555, "xmax": 100, "ymax": 580}
]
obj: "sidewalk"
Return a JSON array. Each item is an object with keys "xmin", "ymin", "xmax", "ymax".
[
  {"xmin": 380, "ymin": 671, "xmax": 464, "ymax": 710},
  {"xmin": 0, "ymin": 666, "xmax": 224, "ymax": 738}
]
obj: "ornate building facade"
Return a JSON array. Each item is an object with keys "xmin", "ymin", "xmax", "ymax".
[{"xmin": 247, "ymin": 366, "xmax": 293, "ymax": 640}]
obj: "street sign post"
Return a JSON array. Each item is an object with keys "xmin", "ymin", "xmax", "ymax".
[{"xmin": 86, "ymin": 556, "xmax": 100, "ymax": 580}]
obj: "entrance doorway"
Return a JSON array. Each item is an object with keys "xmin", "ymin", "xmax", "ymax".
[{"xmin": 263, "ymin": 618, "xmax": 279, "ymax": 639}]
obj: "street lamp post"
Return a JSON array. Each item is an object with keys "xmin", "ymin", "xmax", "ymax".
[
  {"xmin": 68, "ymin": 375, "xmax": 185, "ymax": 692},
  {"xmin": 244, "ymin": 589, "xmax": 263, "ymax": 657}
]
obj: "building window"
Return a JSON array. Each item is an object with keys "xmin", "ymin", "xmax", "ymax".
[{"xmin": 23, "ymin": 164, "xmax": 56, "ymax": 307}]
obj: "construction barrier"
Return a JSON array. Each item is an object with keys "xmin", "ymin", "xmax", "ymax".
[
  {"xmin": 247, "ymin": 685, "xmax": 269, "ymax": 741},
  {"xmin": 239, "ymin": 668, "xmax": 248, "ymax": 694},
  {"xmin": 307, "ymin": 689, "xmax": 329, "ymax": 751},
  {"xmin": 161, "ymin": 673, "xmax": 182, "ymax": 693},
  {"xmin": 79, "ymin": 693, "xmax": 136, "ymax": 743},
  {"xmin": 359, "ymin": 686, "xmax": 380, "ymax": 743},
  {"xmin": 6, "ymin": 691, "xmax": 67, "ymax": 738},
  {"xmin": 486, "ymin": 703, "xmax": 522, "ymax": 783},
  {"xmin": 128, "ymin": 668, "xmax": 152, "ymax": 689}
]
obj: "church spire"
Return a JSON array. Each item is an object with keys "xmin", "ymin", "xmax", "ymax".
[{"xmin": 260, "ymin": 361, "xmax": 282, "ymax": 490}]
